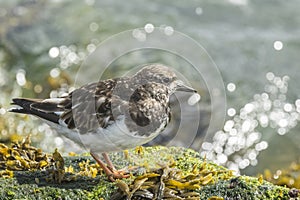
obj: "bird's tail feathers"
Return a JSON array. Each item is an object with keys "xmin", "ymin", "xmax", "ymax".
[
  {"xmin": 10, "ymin": 98, "xmax": 62, "ymax": 124},
  {"xmin": 10, "ymin": 98, "xmax": 42, "ymax": 114}
]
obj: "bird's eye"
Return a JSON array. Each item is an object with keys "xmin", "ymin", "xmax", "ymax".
[{"xmin": 162, "ymin": 77, "xmax": 170, "ymax": 83}]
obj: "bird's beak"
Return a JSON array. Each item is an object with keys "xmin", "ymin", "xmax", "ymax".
[{"xmin": 175, "ymin": 81, "xmax": 197, "ymax": 93}]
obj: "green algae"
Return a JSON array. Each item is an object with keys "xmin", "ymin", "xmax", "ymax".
[
  {"xmin": 0, "ymin": 146, "xmax": 299, "ymax": 199},
  {"xmin": 197, "ymin": 176, "xmax": 292, "ymax": 199}
]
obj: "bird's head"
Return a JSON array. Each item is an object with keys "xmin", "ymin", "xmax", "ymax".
[{"xmin": 133, "ymin": 64, "xmax": 197, "ymax": 94}]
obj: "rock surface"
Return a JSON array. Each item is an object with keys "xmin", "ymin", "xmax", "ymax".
[{"xmin": 0, "ymin": 146, "xmax": 298, "ymax": 199}]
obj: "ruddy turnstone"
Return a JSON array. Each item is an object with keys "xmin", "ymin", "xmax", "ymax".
[{"xmin": 10, "ymin": 64, "xmax": 197, "ymax": 181}]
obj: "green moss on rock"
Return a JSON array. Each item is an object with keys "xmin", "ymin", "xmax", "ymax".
[{"xmin": 0, "ymin": 146, "xmax": 298, "ymax": 199}]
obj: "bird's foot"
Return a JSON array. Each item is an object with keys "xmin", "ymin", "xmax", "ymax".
[
  {"xmin": 105, "ymin": 165, "xmax": 142, "ymax": 182},
  {"xmin": 106, "ymin": 169, "xmax": 130, "ymax": 182},
  {"xmin": 90, "ymin": 151, "xmax": 131, "ymax": 182}
]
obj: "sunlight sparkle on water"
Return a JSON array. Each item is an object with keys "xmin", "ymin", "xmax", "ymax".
[
  {"xmin": 195, "ymin": 7, "xmax": 203, "ymax": 15},
  {"xmin": 248, "ymin": 151, "xmax": 257, "ymax": 160},
  {"xmin": 87, "ymin": 43, "xmax": 96, "ymax": 53},
  {"xmin": 284, "ymin": 103, "xmax": 293, "ymax": 112},
  {"xmin": 202, "ymin": 73, "xmax": 300, "ymax": 172},
  {"xmin": 273, "ymin": 41, "xmax": 283, "ymax": 51},
  {"xmin": 227, "ymin": 83, "xmax": 236, "ymax": 92},
  {"xmin": 132, "ymin": 29, "xmax": 146, "ymax": 41},
  {"xmin": 227, "ymin": 108, "xmax": 236, "ymax": 117},
  {"xmin": 278, "ymin": 127, "xmax": 287, "ymax": 135},
  {"xmin": 202, "ymin": 142, "xmax": 213, "ymax": 150},
  {"xmin": 50, "ymin": 90, "xmax": 58, "ymax": 98},
  {"xmin": 278, "ymin": 119, "xmax": 288, "ymax": 127},
  {"xmin": 217, "ymin": 154, "xmax": 227, "ymax": 164},
  {"xmin": 188, "ymin": 93, "xmax": 201, "ymax": 105},
  {"xmin": 164, "ymin": 26, "xmax": 174, "ymax": 36},
  {"xmin": 16, "ymin": 70, "xmax": 26, "ymax": 86},
  {"xmin": 49, "ymin": 45, "xmax": 86, "ymax": 69},
  {"xmin": 239, "ymin": 159, "xmax": 250, "ymax": 169},
  {"xmin": 34, "ymin": 84, "xmax": 43, "ymax": 93},
  {"xmin": 255, "ymin": 141, "xmax": 268, "ymax": 151},
  {"xmin": 144, "ymin": 23, "xmax": 154, "ymax": 33},
  {"xmin": 67, "ymin": 52, "xmax": 78, "ymax": 63},
  {"xmin": 224, "ymin": 120, "xmax": 234, "ymax": 132},
  {"xmin": 259, "ymin": 114, "xmax": 269, "ymax": 127},
  {"xmin": 244, "ymin": 103, "xmax": 254, "ymax": 113},
  {"xmin": 50, "ymin": 68, "xmax": 60, "ymax": 78},
  {"xmin": 49, "ymin": 47, "xmax": 59, "ymax": 58},
  {"xmin": 266, "ymin": 72, "xmax": 275, "ymax": 81},
  {"xmin": 295, "ymin": 99, "xmax": 300, "ymax": 107},
  {"xmin": 0, "ymin": 108, "xmax": 6, "ymax": 115},
  {"xmin": 242, "ymin": 120, "xmax": 252, "ymax": 132},
  {"xmin": 89, "ymin": 22, "xmax": 99, "ymax": 32}
]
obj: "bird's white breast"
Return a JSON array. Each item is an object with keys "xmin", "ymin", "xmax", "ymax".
[{"xmin": 48, "ymin": 115, "xmax": 166, "ymax": 153}]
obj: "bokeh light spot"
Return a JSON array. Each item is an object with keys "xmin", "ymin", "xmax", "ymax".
[
  {"xmin": 188, "ymin": 93, "xmax": 201, "ymax": 105},
  {"xmin": 195, "ymin": 7, "xmax": 203, "ymax": 15},
  {"xmin": 224, "ymin": 120, "xmax": 234, "ymax": 132},
  {"xmin": 144, "ymin": 23, "xmax": 154, "ymax": 33},
  {"xmin": 89, "ymin": 22, "xmax": 99, "ymax": 32},
  {"xmin": 0, "ymin": 108, "xmax": 6, "ymax": 115},
  {"xmin": 50, "ymin": 68, "xmax": 60, "ymax": 78},
  {"xmin": 283, "ymin": 103, "xmax": 293, "ymax": 112},
  {"xmin": 227, "ymin": 108, "xmax": 236, "ymax": 117},
  {"xmin": 266, "ymin": 72, "xmax": 275, "ymax": 81},
  {"xmin": 87, "ymin": 43, "xmax": 96, "ymax": 53},
  {"xmin": 164, "ymin": 26, "xmax": 174, "ymax": 36},
  {"xmin": 132, "ymin": 29, "xmax": 146, "ymax": 41},
  {"xmin": 227, "ymin": 83, "xmax": 236, "ymax": 92},
  {"xmin": 16, "ymin": 70, "xmax": 26, "ymax": 86},
  {"xmin": 34, "ymin": 84, "xmax": 43, "ymax": 93},
  {"xmin": 295, "ymin": 99, "xmax": 300, "ymax": 107},
  {"xmin": 49, "ymin": 47, "xmax": 60, "ymax": 58},
  {"xmin": 273, "ymin": 40, "xmax": 283, "ymax": 51}
]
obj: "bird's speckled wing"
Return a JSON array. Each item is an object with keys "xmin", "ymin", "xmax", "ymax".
[
  {"xmin": 60, "ymin": 78, "xmax": 129, "ymax": 132},
  {"xmin": 11, "ymin": 78, "xmax": 128, "ymax": 133}
]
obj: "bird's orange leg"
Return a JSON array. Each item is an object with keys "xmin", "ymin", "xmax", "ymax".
[
  {"xmin": 90, "ymin": 151, "xmax": 129, "ymax": 182},
  {"xmin": 102, "ymin": 152, "xmax": 116, "ymax": 171}
]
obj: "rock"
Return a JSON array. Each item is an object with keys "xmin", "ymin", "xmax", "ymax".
[{"xmin": 0, "ymin": 146, "xmax": 298, "ymax": 199}]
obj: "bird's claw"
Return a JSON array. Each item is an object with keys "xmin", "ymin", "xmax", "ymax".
[{"xmin": 107, "ymin": 170, "xmax": 130, "ymax": 182}]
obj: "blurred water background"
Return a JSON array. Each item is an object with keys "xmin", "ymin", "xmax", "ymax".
[{"xmin": 0, "ymin": 0, "xmax": 300, "ymax": 176}]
